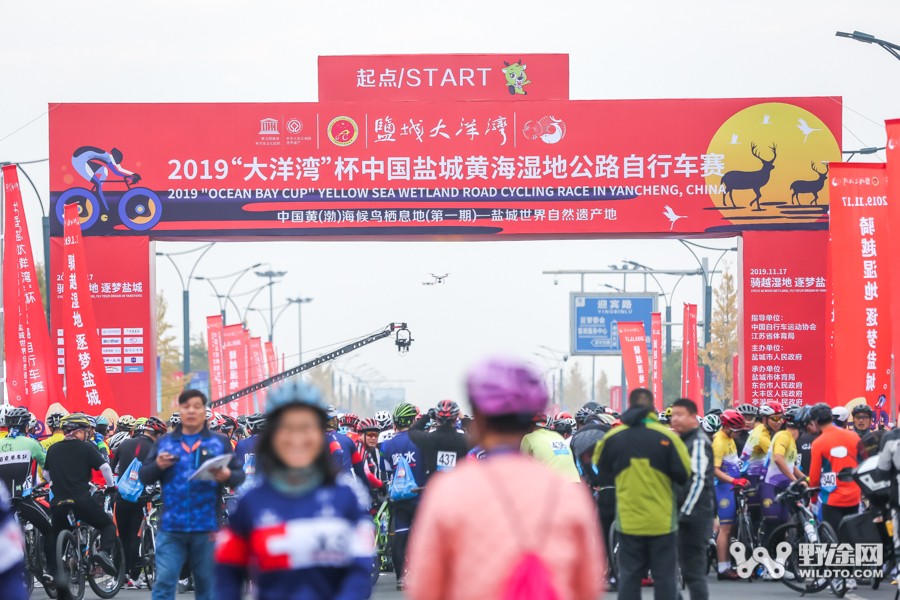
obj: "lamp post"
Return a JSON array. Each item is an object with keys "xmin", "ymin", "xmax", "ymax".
[
  {"xmin": 623, "ymin": 261, "xmax": 691, "ymax": 357},
  {"xmin": 287, "ymin": 297, "xmax": 314, "ymax": 361},
  {"xmin": 255, "ymin": 270, "xmax": 287, "ymax": 342},
  {"xmin": 836, "ymin": 31, "xmax": 900, "ymax": 62},
  {"xmin": 156, "ymin": 243, "xmax": 216, "ymax": 376},
  {"xmin": 194, "ymin": 262, "xmax": 263, "ymax": 324}
]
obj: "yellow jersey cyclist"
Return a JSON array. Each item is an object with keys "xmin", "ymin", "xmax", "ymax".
[
  {"xmin": 712, "ymin": 409, "xmax": 749, "ymax": 580},
  {"xmin": 739, "ymin": 400, "xmax": 784, "ymax": 526},
  {"xmin": 759, "ymin": 406, "xmax": 808, "ymax": 547}
]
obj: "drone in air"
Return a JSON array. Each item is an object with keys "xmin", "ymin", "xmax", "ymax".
[{"xmin": 422, "ymin": 273, "xmax": 450, "ymax": 286}]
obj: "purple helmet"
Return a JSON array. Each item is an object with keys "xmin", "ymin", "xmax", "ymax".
[{"xmin": 466, "ymin": 358, "xmax": 548, "ymax": 417}]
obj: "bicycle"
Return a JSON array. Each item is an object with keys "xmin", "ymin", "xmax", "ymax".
[
  {"xmin": 135, "ymin": 490, "xmax": 162, "ymax": 590},
  {"xmin": 765, "ymin": 481, "xmax": 847, "ymax": 597},
  {"xmin": 732, "ymin": 485, "xmax": 759, "ymax": 571},
  {"xmin": 13, "ymin": 484, "xmax": 54, "ymax": 599},
  {"xmin": 54, "ymin": 494, "xmax": 126, "ymax": 600},
  {"xmin": 55, "ymin": 175, "xmax": 162, "ymax": 231},
  {"xmin": 372, "ymin": 498, "xmax": 394, "ymax": 585}
]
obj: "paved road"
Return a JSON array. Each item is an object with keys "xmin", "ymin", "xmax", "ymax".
[{"xmin": 29, "ymin": 572, "xmax": 900, "ymax": 599}]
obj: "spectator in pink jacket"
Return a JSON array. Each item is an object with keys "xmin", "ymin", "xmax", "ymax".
[{"xmin": 406, "ymin": 357, "xmax": 605, "ymax": 600}]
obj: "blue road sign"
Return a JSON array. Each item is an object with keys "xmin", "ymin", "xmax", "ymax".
[{"xmin": 570, "ymin": 293, "xmax": 657, "ymax": 355}]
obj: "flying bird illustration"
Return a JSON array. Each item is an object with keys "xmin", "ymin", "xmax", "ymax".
[
  {"xmin": 797, "ymin": 119, "xmax": 821, "ymax": 143},
  {"xmin": 729, "ymin": 134, "xmax": 741, "ymax": 145},
  {"xmin": 663, "ymin": 205, "xmax": 686, "ymax": 231},
  {"xmin": 762, "ymin": 115, "xmax": 771, "ymax": 125},
  {"xmin": 429, "ymin": 273, "xmax": 450, "ymax": 284}
]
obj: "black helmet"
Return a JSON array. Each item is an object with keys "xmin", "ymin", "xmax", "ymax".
[
  {"xmin": 110, "ymin": 147, "xmax": 123, "ymax": 163},
  {"xmin": 575, "ymin": 405, "xmax": 596, "ymax": 424},
  {"xmin": 784, "ymin": 407, "xmax": 805, "ymax": 428},
  {"xmin": 852, "ymin": 404, "xmax": 874, "ymax": 418},
  {"xmin": 247, "ymin": 413, "xmax": 266, "ymax": 434},
  {"xmin": 47, "ymin": 412, "xmax": 64, "ymax": 430},
  {"xmin": 5, "ymin": 407, "xmax": 30, "ymax": 430},
  {"xmin": 808, "ymin": 403, "xmax": 833, "ymax": 425}
]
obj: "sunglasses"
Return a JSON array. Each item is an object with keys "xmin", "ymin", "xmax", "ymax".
[{"xmin": 767, "ymin": 415, "xmax": 783, "ymax": 422}]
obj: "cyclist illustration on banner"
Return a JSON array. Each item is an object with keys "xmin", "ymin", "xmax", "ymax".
[{"xmin": 55, "ymin": 146, "xmax": 162, "ymax": 231}]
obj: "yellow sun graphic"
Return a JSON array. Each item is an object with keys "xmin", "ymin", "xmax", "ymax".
[{"xmin": 705, "ymin": 102, "xmax": 841, "ymax": 226}]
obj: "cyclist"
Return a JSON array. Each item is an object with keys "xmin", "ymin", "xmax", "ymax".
[
  {"xmin": 375, "ymin": 411, "xmax": 395, "ymax": 444},
  {"xmin": 701, "ymin": 414, "xmax": 722, "ymax": 436},
  {"xmin": 0, "ymin": 407, "xmax": 47, "ymax": 488},
  {"xmin": 521, "ymin": 413, "xmax": 581, "ymax": 483},
  {"xmin": 214, "ymin": 381, "xmax": 373, "ymax": 600},
  {"xmin": 734, "ymin": 404, "xmax": 758, "ymax": 452},
  {"xmin": 380, "ymin": 402, "xmax": 426, "ymax": 590},
  {"xmin": 338, "ymin": 413, "xmax": 361, "ymax": 444},
  {"xmin": 712, "ymin": 409, "xmax": 749, "ymax": 580},
  {"xmin": 357, "ymin": 418, "xmax": 385, "ymax": 504},
  {"xmin": 740, "ymin": 400, "xmax": 783, "ymax": 531},
  {"xmin": 851, "ymin": 405, "xmax": 882, "ymax": 459},
  {"xmin": 798, "ymin": 407, "xmax": 822, "ymax": 474},
  {"xmin": 71, "ymin": 146, "xmax": 139, "ymax": 205},
  {"xmin": 234, "ymin": 413, "xmax": 264, "ymax": 471},
  {"xmin": 168, "ymin": 412, "xmax": 181, "ymax": 432},
  {"xmin": 759, "ymin": 406, "xmax": 807, "ymax": 547},
  {"xmin": 808, "ymin": 402, "xmax": 861, "ymax": 536},
  {"xmin": 41, "ymin": 412, "xmax": 66, "ymax": 451},
  {"xmin": 113, "ymin": 416, "xmax": 167, "ymax": 589},
  {"xmin": 44, "ymin": 413, "xmax": 118, "ymax": 586},
  {"xmin": 325, "ymin": 409, "xmax": 365, "ymax": 481},
  {"xmin": 408, "ymin": 400, "xmax": 468, "ymax": 485}
]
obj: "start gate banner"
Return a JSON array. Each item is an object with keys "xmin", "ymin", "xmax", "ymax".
[
  {"xmin": 48, "ymin": 98, "xmax": 840, "ymax": 240},
  {"xmin": 828, "ymin": 163, "xmax": 892, "ymax": 410},
  {"xmin": 318, "ymin": 54, "xmax": 569, "ymax": 102}
]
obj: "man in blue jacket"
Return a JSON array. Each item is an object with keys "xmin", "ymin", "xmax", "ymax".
[{"xmin": 141, "ymin": 390, "xmax": 244, "ymax": 600}]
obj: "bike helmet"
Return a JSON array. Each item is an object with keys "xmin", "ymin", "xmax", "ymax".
[
  {"xmin": 852, "ymin": 404, "xmax": 874, "ymax": 418},
  {"xmin": 265, "ymin": 379, "xmax": 328, "ymax": 419},
  {"xmin": 169, "ymin": 412, "xmax": 181, "ymax": 428},
  {"xmin": 110, "ymin": 147, "xmax": 123, "ymax": 163},
  {"xmin": 550, "ymin": 418, "xmax": 573, "ymax": 436},
  {"xmin": 108, "ymin": 430, "xmax": 130, "ymax": 453},
  {"xmin": 596, "ymin": 413, "xmax": 617, "ymax": 426},
  {"xmin": 720, "ymin": 409, "xmax": 744, "ymax": 431},
  {"xmin": 758, "ymin": 400, "xmax": 784, "ymax": 417},
  {"xmin": 465, "ymin": 357, "xmax": 548, "ymax": 417},
  {"xmin": 117, "ymin": 415, "xmax": 135, "ymax": 432},
  {"xmin": 138, "ymin": 416, "xmax": 168, "ymax": 437},
  {"xmin": 808, "ymin": 402, "xmax": 833, "ymax": 425},
  {"xmin": 435, "ymin": 400, "xmax": 460, "ymax": 425},
  {"xmin": 832, "ymin": 406, "xmax": 850, "ymax": 426},
  {"xmin": 658, "ymin": 410, "xmax": 670, "ymax": 425},
  {"xmin": 205, "ymin": 407, "xmax": 213, "ymax": 422},
  {"xmin": 575, "ymin": 405, "xmax": 596, "ymax": 424},
  {"xmin": 61, "ymin": 413, "xmax": 93, "ymax": 432},
  {"xmin": 219, "ymin": 414, "xmax": 238, "ymax": 433},
  {"xmin": 4, "ymin": 407, "xmax": 30, "ymax": 430},
  {"xmin": 393, "ymin": 403, "xmax": 419, "ymax": 427},
  {"xmin": 94, "ymin": 415, "xmax": 110, "ymax": 435},
  {"xmin": 532, "ymin": 413, "xmax": 551, "ymax": 428},
  {"xmin": 339, "ymin": 413, "xmax": 361, "ymax": 431},
  {"xmin": 246, "ymin": 412, "xmax": 266, "ymax": 434},
  {"xmin": 374, "ymin": 411, "xmax": 392, "ymax": 430},
  {"xmin": 707, "ymin": 408, "xmax": 723, "ymax": 416},
  {"xmin": 701, "ymin": 414, "xmax": 722, "ymax": 434},
  {"xmin": 736, "ymin": 404, "xmax": 759, "ymax": 418},
  {"xmin": 133, "ymin": 417, "xmax": 148, "ymax": 431},
  {"xmin": 358, "ymin": 418, "xmax": 381, "ymax": 433},
  {"xmin": 47, "ymin": 412, "xmax": 64, "ymax": 430},
  {"xmin": 784, "ymin": 407, "xmax": 806, "ymax": 428}
]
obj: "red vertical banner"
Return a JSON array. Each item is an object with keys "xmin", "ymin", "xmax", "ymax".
[
  {"xmin": 249, "ymin": 337, "xmax": 266, "ymax": 413},
  {"xmin": 221, "ymin": 324, "xmax": 245, "ymax": 417},
  {"xmin": 732, "ymin": 354, "xmax": 740, "ymax": 406},
  {"xmin": 682, "ymin": 304, "xmax": 701, "ymax": 402},
  {"xmin": 829, "ymin": 163, "xmax": 892, "ymax": 409},
  {"xmin": 264, "ymin": 341, "xmax": 278, "ymax": 377},
  {"xmin": 2, "ymin": 165, "xmax": 65, "ymax": 417},
  {"xmin": 609, "ymin": 386, "xmax": 622, "ymax": 413},
  {"xmin": 885, "ymin": 120, "xmax": 900, "ymax": 414},
  {"xmin": 61, "ymin": 203, "xmax": 114, "ymax": 412},
  {"xmin": 618, "ymin": 322, "xmax": 649, "ymax": 390},
  {"xmin": 651, "ymin": 312, "xmax": 663, "ymax": 409},
  {"xmin": 206, "ymin": 315, "xmax": 225, "ymax": 401},
  {"xmin": 240, "ymin": 329, "xmax": 252, "ymax": 414}
]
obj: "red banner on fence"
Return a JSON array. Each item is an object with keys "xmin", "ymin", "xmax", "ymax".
[
  {"xmin": 618, "ymin": 322, "xmax": 649, "ymax": 390},
  {"xmin": 318, "ymin": 54, "xmax": 569, "ymax": 102},
  {"xmin": 2, "ymin": 165, "xmax": 65, "ymax": 417},
  {"xmin": 207, "ymin": 315, "xmax": 225, "ymax": 401},
  {"xmin": 741, "ymin": 230, "xmax": 828, "ymax": 407},
  {"xmin": 48, "ymin": 98, "xmax": 841, "ymax": 240},
  {"xmin": 828, "ymin": 163, "xmax": 892, "ymax": 410},
  {"xmin": 264, "ymin": 341, "xmax": 278, "ymax": 377},
  {"xmin": 221, "ymin": 324, "xmax": 247, "ymax": 417},
  {"xmin": 682, "ymin": 304, "xmax": 701, "ymax": 403},
  {"xmin": 651, "ymin": 312, "xmax": 663, "ymax": 409},
  {"xmin": 61, "ymin": 203, "xmax": 115, "ymax": 412}
]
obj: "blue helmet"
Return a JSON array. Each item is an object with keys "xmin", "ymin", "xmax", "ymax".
[{"xmin": 265, "ymin": 379, "xmax": 327, "ymax": 418}]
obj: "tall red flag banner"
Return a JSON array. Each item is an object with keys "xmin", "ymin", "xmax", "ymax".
[
  {"xmin": 221, "ymin": 324, "xmax": 246, "ymax": 417},
  {"xmin": 885, "ymin": 119, "xmax": 900, "ymax": 417},
  {"xmin": 682, "ymin": 304, "xmax": 701, "ymax": 402},
  {"xmin": 240, "ymin": 328, "xmax": 253, "ymax": 414},
  {"xmin": 732, "ymin": 354, "xmax": 741, "ymax": 406},
  {"xmin": 206, "ymin": 315, "xmax": 225, "ymax": 401},
  {"xmin": 651, "ymin": 313, "xmax": 663, "ymax": 409},
  {"xmin": 61, "ymin": 203, "xmax": 114, "ymax": 412},
  {"xmin": 2, "ymin": 165, "xmax": 64, "ymax": 417},
  {"xmin": 741, "ymin": 231, "xmax": 828, "ymax": 407},
  {"xmin": 828, "ymin": 163, "xmax": 892, "ymax": 409},
  {"xmin": 618, "ymin": 322, "xmax": 649, "ymax": 390},
  {"xmin": 249, "ymin": 337, "xmax": 266, "ymax": 412},
  {"xmin": 264, "ymin": 341, "xmax": 278, "ymax": 377}
]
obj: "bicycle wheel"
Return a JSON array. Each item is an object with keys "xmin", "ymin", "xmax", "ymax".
[
  {"xmin": 140, "ymin": 525, "xmax": 156, "ymax": 590},
  {"xmin": 608, "ymin": 525, "xmax": 621, "ymax": 585},
  {"xmin": 118, "ymin": 187, "xmax": 162, "ymax": 231},
  {"xmin": 817, "ymin": 522, "xmax": 847, "ymax": 598},
  {"xmin": 56, "ymin": 188, "xmax": 102, "ymax": 230},
  {"xmin": 56, "ymin": 530, "xmax": 85, "ymax": 600},
  {"xmin": 87, "ymin": 531, "xmax": 125, "ymax": 598},
  {"xmin": 766, "ymin": 522, "xmax": 828, "ymax": 594}
]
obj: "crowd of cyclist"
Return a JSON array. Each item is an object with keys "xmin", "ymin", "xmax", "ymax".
[{"xmin": 0, "ymin": 364, "xmax": 894, "ymax": 599}]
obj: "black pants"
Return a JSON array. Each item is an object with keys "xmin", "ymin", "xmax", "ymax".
[
  {"xmin": 618, "ymin": 532, "xmax": 679, "ymax": 600},
  {"xmin": 822, "ymin": 504, "xmax": 857, "ymax": 539},
  {"xmin": 115, "ymin": 499, "xmax": 144, "ymax": 579},
  {"xmin": 47, "ymin": 500, "xmax": 116, "ymax": 576},
  {"xmin": 678, "ymin": 519, "xmax": 713, "ymax": 600},
  {"xmin": 16, "ymin": 498, "xmax": 54, "ymax": 576},
  {"xmin": 391, "ymin": 500, "xmax": 418, "ymax": 582}
]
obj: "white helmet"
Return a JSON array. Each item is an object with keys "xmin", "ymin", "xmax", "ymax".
[
  {"xmin": 374, "ymin": 411, "xmax": 393, "ymax": 429},
  {"xmin": 832, "ymin": 406, "xmax": 850, "ymax": 424},
  {"xmin": 0, "ymin": 404, "xmax": 8, "ymax": 427}
]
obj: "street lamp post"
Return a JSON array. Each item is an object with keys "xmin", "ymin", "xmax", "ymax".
[
  {"xmin": 194, "ymin": 262, "xmax": 263, "ymax": 324},
  {"xmin": 836, "ymin": 31, "xmax": 900, "ymax": 62},
  {"xmin": 156, "ymin": 243, "xmax": 216, "ymax": 376},
  {"xmin": 255, "ymin": 270, "xmax": 287, "ymax": 342},
  {"xmin": 287, "ymin": 297, "xmax": 314, "ymax": 361}
]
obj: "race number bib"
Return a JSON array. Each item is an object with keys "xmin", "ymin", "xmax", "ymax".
[
  {"xmin": 436, "ymin": 451, "xmax": 457, "ymax": 472},
  {"xmin": 821, "ymin": 472, "xmax": 837, "ymax": 490}
]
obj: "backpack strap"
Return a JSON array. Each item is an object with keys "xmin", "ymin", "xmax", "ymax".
[{"xmin": 482, "ymin": 460, "xmax": 561, "ymax": 552}]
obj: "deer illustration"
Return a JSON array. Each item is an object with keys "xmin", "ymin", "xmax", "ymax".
[
  {"xmin": 721, "ymin": 143, "xmax": 777, "ymax": 211},
  {"xmin": 789, "ymin": 162, "xmax": 829, "ymax": 205}
]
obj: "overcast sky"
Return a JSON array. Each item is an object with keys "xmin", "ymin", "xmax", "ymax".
[{"xmin": 2, "ymin": 1, "xmax": 898, "ymax": 412}]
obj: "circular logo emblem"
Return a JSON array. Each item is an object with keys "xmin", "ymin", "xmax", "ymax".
[
  {"xmin": 327, "ymin": 116, "xmax": 358, "ymax": 147},
  {"xmin": 287, "ymin": 118, "xmax": 303, "ymax": 134},
  {"xmin": 719, "ymin": 498, "xmax": 731, "ymax": 509}
]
